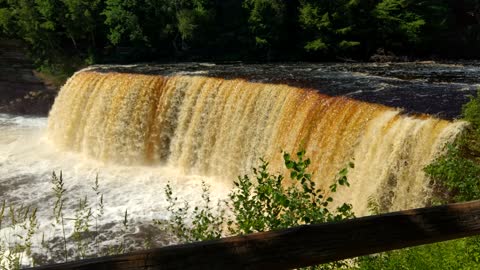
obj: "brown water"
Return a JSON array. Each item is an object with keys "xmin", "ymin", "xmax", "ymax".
[
  {"xmin": 0, "ymin": 62, "xmax": 476, "ymax": 265},
  {"xmin": 88, "ymin": 62, "xmax": 480, "ymax": 118},
  {"xmin": 47, "ymin": 70, "xmax": 466, "ymax": 214}
]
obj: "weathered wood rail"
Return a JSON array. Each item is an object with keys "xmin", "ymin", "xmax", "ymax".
[{"xmin": 31, "ymin": 200, "xmax": 480, "ymax": 270}]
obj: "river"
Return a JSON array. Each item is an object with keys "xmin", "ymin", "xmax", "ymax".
[{"xmin": 0, "ymin": 62, "xmax": 478, "ymax": 264}]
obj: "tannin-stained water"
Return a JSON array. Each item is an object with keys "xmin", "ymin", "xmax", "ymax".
[
  {"xmin": 48, "ymin": 71, "xmax": 465, "ymax": 214},
  {"xmin": 0, "ymin": 63, "xmax": 472, "ymax": 264}
]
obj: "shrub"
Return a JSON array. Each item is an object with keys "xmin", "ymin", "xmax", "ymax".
[
  {"xmin": 228, "ymin": 151, "xmax": 354, "ymax": 235},
  {"xmin": 154, "ymin": 182, "xmax": 225, "ymax": 243},
  {"xmin": 424, "ymin": 90, "xmax": 480, "ymax": 203},
  {"xmin": 424, "ymin": 144, "xmax": 480, "ymax": 202},
  {"xmin": 158, "ymin": 150, "xmax": 355, "ymax": 269},
  {"xmin": 463, "ymin": 90, "xmax": 480, "ymax": 135}
]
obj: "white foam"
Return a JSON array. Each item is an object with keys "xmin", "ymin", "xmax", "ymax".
[
  {"xmin": 0, "ymin": 115, "xmax": 230, "ymax": 263},
  {"xmin": 0, "ymin": 114, "xmax": 47, "ymax": 128}
]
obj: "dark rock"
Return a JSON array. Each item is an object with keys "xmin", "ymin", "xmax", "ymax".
[
  {"xmin": 0, "ymin": 90, "xmax": 56, "ymax": 115},
  {"xmin": 370, "ymin": 48, "xmax": 409, "ymax": 63},
  {"xmin": 0, "ymin": 38, "xmax": 58, "ymax": 116}
]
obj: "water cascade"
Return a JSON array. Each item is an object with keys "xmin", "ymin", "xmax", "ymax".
[{"xmin": 47, "ymin": 70, "xmax": 465, "ymax": 215}]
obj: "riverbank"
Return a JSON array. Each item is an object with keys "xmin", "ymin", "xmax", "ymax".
[{"xmin": 0, "ymin": 39, "xmax": 57, "ymax": 116}]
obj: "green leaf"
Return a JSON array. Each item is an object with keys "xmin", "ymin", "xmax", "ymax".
[{"xmin": 286, "ymin": 161, "xmax": 294, "ymax": 169}]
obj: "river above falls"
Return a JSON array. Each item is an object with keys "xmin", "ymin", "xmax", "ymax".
[{"xmin": 89, "ymin": 61, "xmax": 480, "ymax": 119}]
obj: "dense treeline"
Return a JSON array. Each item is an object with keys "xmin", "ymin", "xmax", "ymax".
[{"xmin": 0, "ymin": 0, "xmax": 480, "ymax": 74}]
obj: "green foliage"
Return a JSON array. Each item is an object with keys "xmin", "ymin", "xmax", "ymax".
[
  {"xmin": 373, "ymin": 0, "xmax": 425, "ymax": 44},
  {"xmin": 160, "ymin": 150, "xmax": 354, "ymax": 239},
  {"xmin": 299, "ymin": 0, "xmax": 360, "ymax": 55},
  {"xmin": 43, "ymin": 172, "xmax": 130, "ymax": 264},
  {"xmin": 0, "ymin": 157, "xmax": 353, "ymax": 268},
  {"xmin": 0, "ymin": 172, "xmax": 120, "ymax": 268},
  {"xmin": 242, "ymin": 0, "xmax": 286, "ymax": 52},
  {"xmin": 424, "ymin": 144, "xmax": 480, "ymax": 202},
  {"xmin": 60, "ymin": 0, "xmax": 102, "ymax": 47},
  {"xmin": 155, "ymin": 181, "xmax": 224, "ymax": 243},
  {"xmin": 0, "ymin": 0, "xmax": 102, "ymax": 80},
  {"xmin": 176, "ymin": 9, "xmax": 198, "ymax": 41},
  {"xmin": 357, "ymin": 237, "xmax": 480, "ymax": 270},
  {"xmin": 2, "ymin": 0, "xmax": 479, "ymax": 66},
  {"xmin": 0, "ymin": 200, "xmax": 38, "ymax": 269},
  {"xmin": 176, "ymin": 0, "xmax": 214, "ymax": 43},
  {"xmin": 159, "ymin": 150, "xmax": 354, "ymax": 269},
  {"xmin": 463, "ymin": 90, "xmax": 480, "ymax": 135},
  {"xmin": 101, "ymin": 0, "xmax": 217, "ymax": 60},
  {"xmin": 92, "ymin": 174, "xmax": 105, "ymax": 254},
  {"xmin": 229, "ymin": 151, "xmax": 354, "ymax": 235},
  {"xmin": 103, "ymin": 0, "xmax": 146, "ymax": 45},
  {"xmin": 51, "ymin": 171, "xmax": 68, "ymax": 262},
  {"xmin": 0, "ymin": 1, "xmax": 15, "ymax": 35},
  {"xmin": 72, "ymin": 196, "xmax": 93, "ymax": 259},
  {"xmin": 424, "ymin": 90, "xmax": 480, "ymax": 203}
]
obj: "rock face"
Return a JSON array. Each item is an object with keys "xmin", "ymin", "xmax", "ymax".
[{"xmin": 0, "ymin": 39, "xmax": 56, "ymax": 115}]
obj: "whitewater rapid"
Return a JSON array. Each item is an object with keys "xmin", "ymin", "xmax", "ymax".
[{"xmin": 0, "ymin": 113, "xmax": 230, "ymax": 260}]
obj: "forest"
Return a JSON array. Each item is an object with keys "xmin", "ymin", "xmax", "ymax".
[
  {"xmin": 2, "ymin": 1, "xmax": 480, "ymax": 269},
  {"xmin": 1, "ymin": 0, "xmax": 480, "ymax": 77}
]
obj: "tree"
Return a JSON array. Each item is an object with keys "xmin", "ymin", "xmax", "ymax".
[
  {"xmin": 449, "ymin": 0, "xmax": 480, "ymax": 58},
  {"xmin": 0, "ymin": 0, "xmax": 16, "ymax": 36},
  {"xmin": 0, "ymin": 0, "xmax": 61, "ymax": 66},
  {"xmin": 298, "ymin": 0, "xmax": 360, "ymax": 58},
  {"xmin": 242, "ymin": 0, "xmax": 288, "ymax": 59},
  {"xmin": 59, "ymin": 0, "xmax": 103, "ymax": 55},
  {"xmin": 0, "ymin": 0, "xmax": 105, "ymax": 74},
  {"xmin": 373, "ymin": 0, "xmax": 425, "ymax": 53},
  {"xmin": 102, "ymin": 0, "xmax": 146, "ymax": 46},
  {"xmin": 102, "ymin": 0, "xmax": 217, "ymax": 59}
]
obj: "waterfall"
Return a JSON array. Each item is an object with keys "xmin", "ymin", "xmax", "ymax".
[{"xmin": 47, "ymin": 70, "xmax": 465, "ymax": 215}]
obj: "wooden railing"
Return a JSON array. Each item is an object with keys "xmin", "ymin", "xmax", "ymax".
[{"xmin": 31, "ymin": 200, "xmax": 480, "ymax": 270}]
